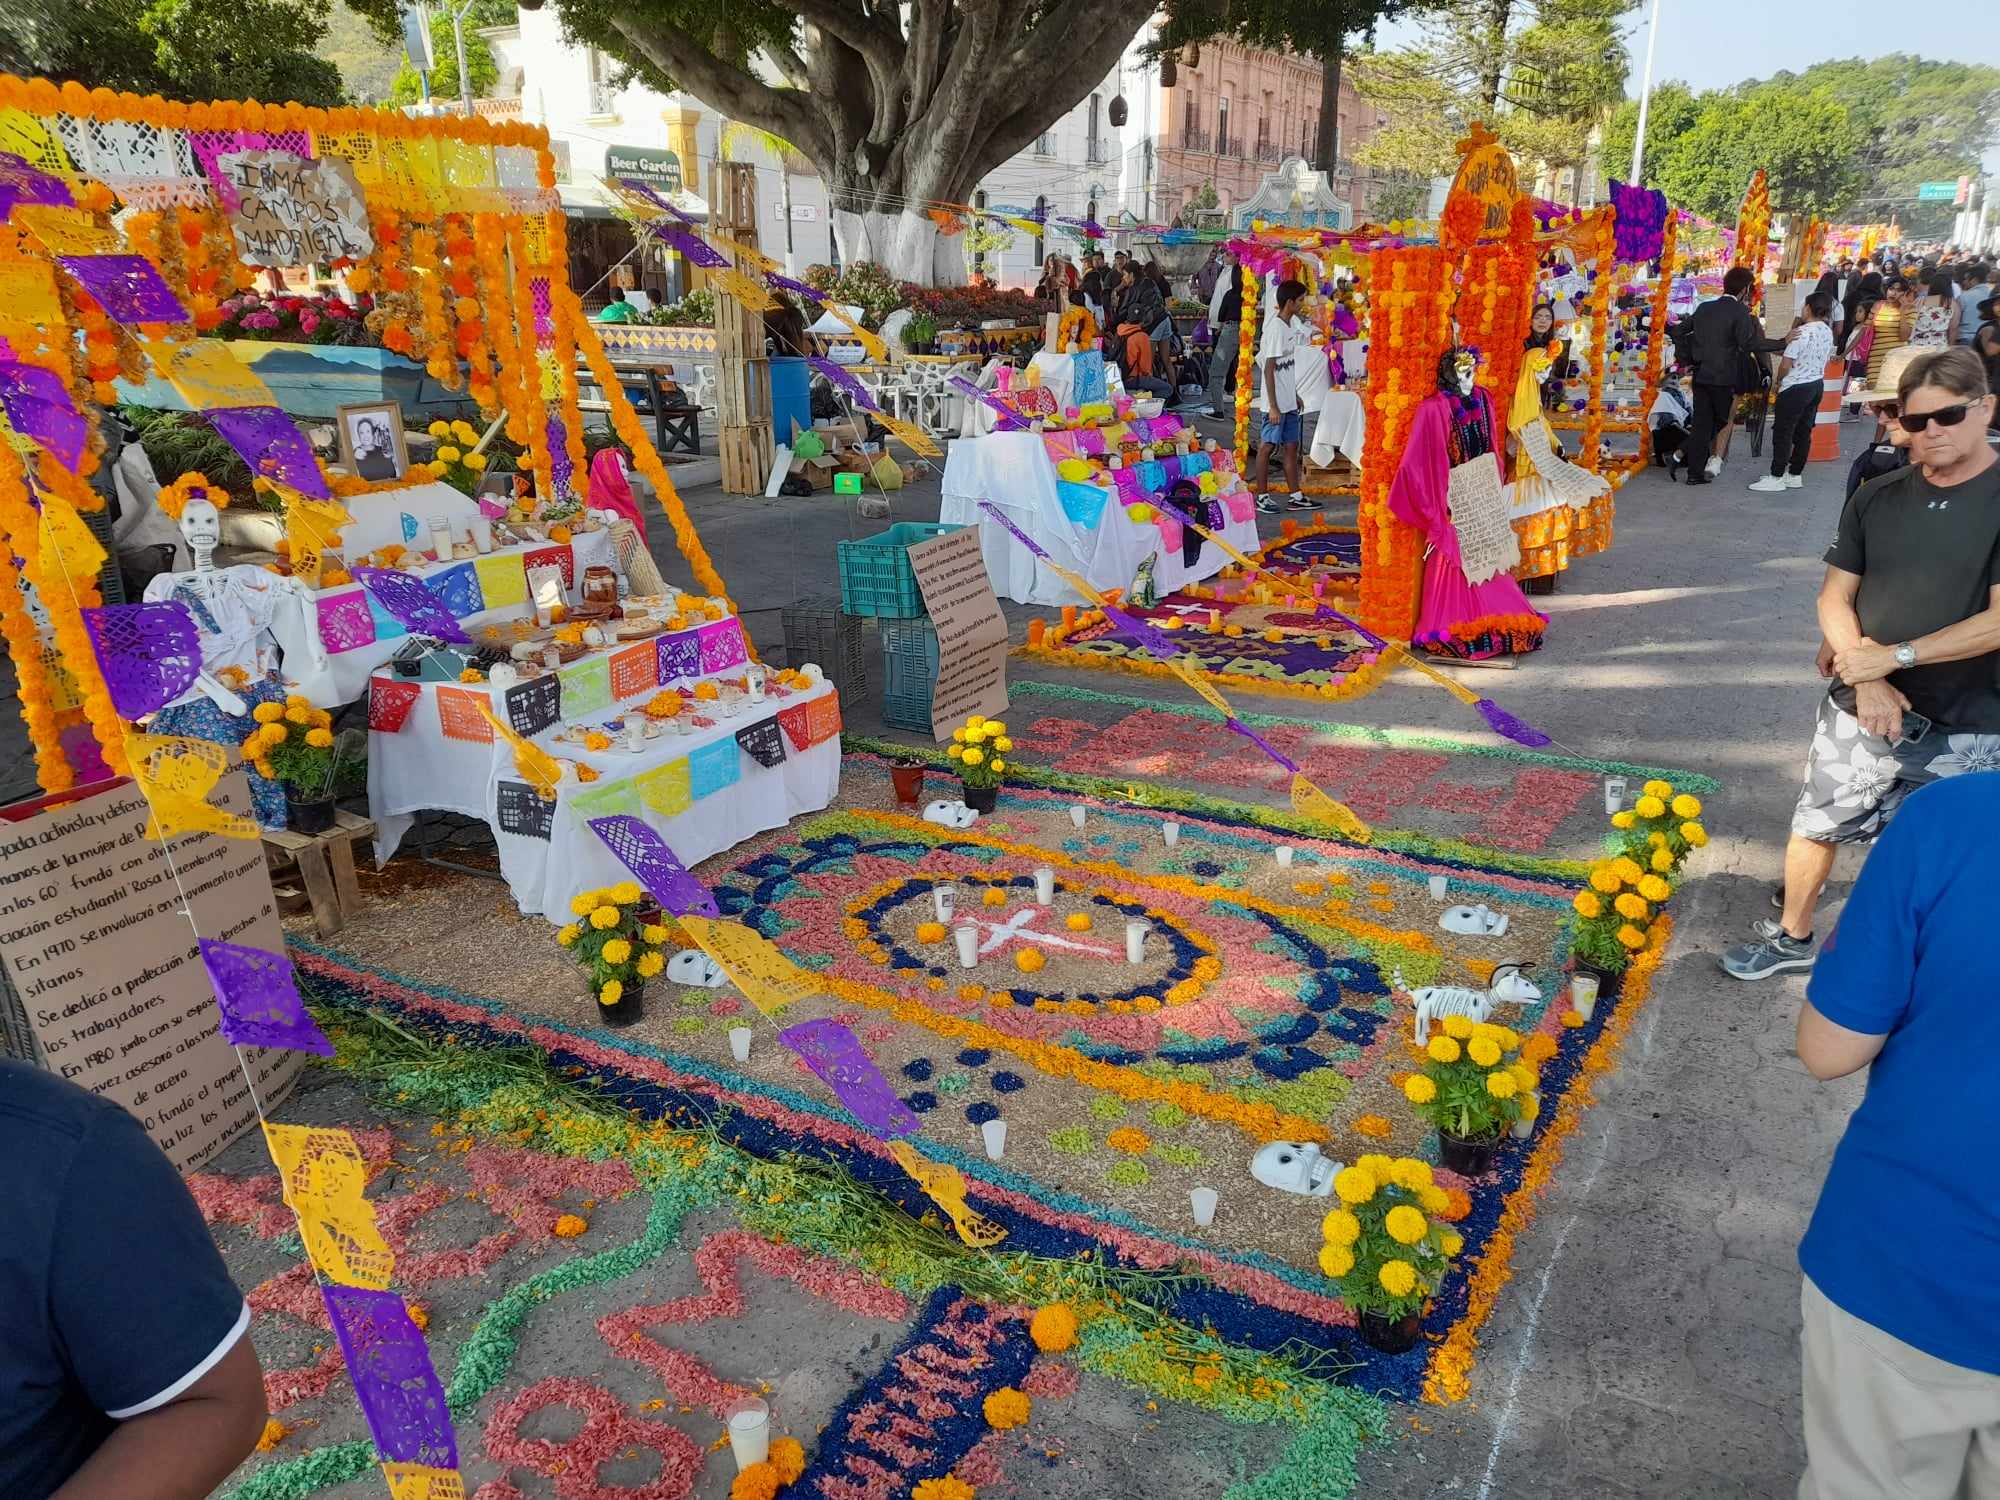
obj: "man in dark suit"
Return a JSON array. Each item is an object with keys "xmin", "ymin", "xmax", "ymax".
[{"xmin": 1675, "ymin": 265, "xmax": 1787, "ymax": 485}]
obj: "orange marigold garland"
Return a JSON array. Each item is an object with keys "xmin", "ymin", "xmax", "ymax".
[
  {"xmin": 1577, "ymin": 208, "xmax": 1617, "ymax": 472},
  {"xmin": 408, "ymin": 221, "xmax": 458, "ymax": 387},
  {"xmin": 504, "ymin": 215, "xmax": 557, "ymax": 502},
  {"xmin": 443, "ymin": 213, "xmax": 495, "ymax": 412},
  {"xmin": 1232, "ymin": 266, "xmax": 1259, "ymax": 469},
  {"xmin": 473, "ymin": 212, "xmax": 533, "ymax": 442},
  {"xmin": 1356, "ymin": 244, "xmax": 1447, "ymax": 639},
  {"xmin": 0, "ymin": 537, "xmax": 69, "ymax": 790}
]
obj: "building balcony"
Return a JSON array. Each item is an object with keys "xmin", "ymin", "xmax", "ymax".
[
  {"xmin": 1178, "ymin": 128, "xmax": 1212, "ymax": 154},
  {"xmin": 1086, "ymin": 141, "xmax": 1112, "ymax": 165},
  {"xmin": 1034, "ymin": 132, "xmax": 1057, "ymax": 157},
  {"xmin": 1255, "ymin": 141, "xmax": 1280, "ymax": 164}
]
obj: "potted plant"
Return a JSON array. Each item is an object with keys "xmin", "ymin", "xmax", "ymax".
[
  {"xmin": 557, "ymin": 883, "xmax": 669, "ymax": 1028},
  {"xmin": 903, "ymin": 311, "xmax": 938, "ymax": 356},
  {"xmin": 1401, "ymin": 1015, "xmax": 1538, "ymax": 1177},
  {"xmin": 1318, "ymin": 1154, "xmax": 1464, "ymax": 1352},
  {"xmin": 421, "ymin": 417, "xmax": 497, "ymax": 496},
  {"xmin": 1567, "ymin": 779, "xmax": 1709, "ymax": 991},
  {"xmin": 944, "ymin": 714, "xmax": 1011, "ymax": 813},
  {"xmin": 890, "ymin": 754, "xmax": 927, "ymax": 805},
  {"xmin": 246, "ymin": 694, "xmax": 354, "ymax": 832}
]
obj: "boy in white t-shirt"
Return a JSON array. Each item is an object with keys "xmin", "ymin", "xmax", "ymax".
[{"xmin": 1251, "ymin": 278, "xmax": 1318, "ymax": 513}]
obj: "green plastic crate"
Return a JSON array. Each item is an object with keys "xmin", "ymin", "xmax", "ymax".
[
  {"xmin": 835, "ymin": 522, "xmax": 963, "ymax": 618},
  {"xmin": 880, "ymin": 615, "xmax": 940, "ymax": 733}
]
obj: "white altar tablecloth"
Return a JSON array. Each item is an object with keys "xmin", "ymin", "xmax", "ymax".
[
  {"xmin": 1308, "ymin": 390, "xmax": 1368, "ymax": 467},
  {"xmin": 368, "ymin": 661, "xmax": 841, "ymax": 920},
  {"xmin": 271, "ymin": 531, "xmax": 617, "ymax": 705},
  {"xmin": 938, "ymin": 431, "xmax": 1258, "ymax": 606}
]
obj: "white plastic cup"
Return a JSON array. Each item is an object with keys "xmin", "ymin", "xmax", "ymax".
[
  {"xmin": 1190, "ymin": 1187, "xmax": 1219, "ymax": 1227},
  {"xmin": 1513, "ymin": 1094, "xmax": 1539, "ymax": 1140},
  {"xmin": 981, "ymin": 1117, "xmax": 1008, "ymax": 1160},
  {"xmin": 429, "ymin": 521, "xmax": 454, "ymax": 562},
  {"xmin": 470, "ymin": 515, "xmax": 494, "ymax": 553},
  {"xmin": 728, "ymin": 1026, "xmax": 753, "ymax": 1062},
  {"xmin": 624, "ymin": 719, "xmax": 647, "ymax": 751},
  {"xmin": 1034, "ymin": 867, "xmax": 1055, "ymax": 905},
  {"xmin": 1429, "ymin": 874, "xmax": 1449, "ymax": 901},
  {"xmin": 954, "ymin": 923, "xmax": 980, "ymax": 969},
  {"xmin": 1125, "ymin": 920, "xmax": 1148, "ymax": 964},
  {"xmin": 747, "ymin": 667, "xmax": 766, "ymax": 703},
  {"xmin": 1603, "ymin": 777, "xmax": 1626, "ymax": 815},
  {"xmin": 1274, "ymin": 845, "xmax": 1294, "ymax": 868},
  {"xmin": 724, "ymin": 1397, "xmax": 770, "ymax": 1471},
  {"xmin": 933, "ymin": 886, "xmax": 957, "ymax": 923},
  {"xmin": 1570, "ymin": 971, "xmax": 1600, "ymax": 1022},
  {"xmin": 1162, "ymin": 821, "xmax": 1180, "ymax": 846},
  {"xmin": 1069, "ymin": 804, "xmax": 1088, "ymax": 829}
]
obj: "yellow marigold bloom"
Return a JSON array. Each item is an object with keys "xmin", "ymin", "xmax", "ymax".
[
  {"xmin": 1440, "ymin": 1228, "xmax": 1465, "ymax": 1256},
  {"xmin": 1589, "ymin": 866, "xmax": 1622, "ymax": 894},
  {"xmin": 1510, "ymin": 1062, "xmax": 1539, "ymax": 1091},
  {"xmin": 990, "ymin": 758, "xmax": 1005, "ymax": 773},
  {"xmin": 1391, "ymin": 1158, "xmax": 1432, "ymax": 1192},
  {"xmin": 1030, "ymin": 1303, "xmax": 1078, "ymax": 1352},
  {"xmin": 1418, "ymin": 1183, "xmax": 1450, "ymax": 1213},
  {"xmin": 1466, "ymin": 1036, "xmax": 1502, "ymax": 1068},
  {"xmin": 982, "ymin": 1387, "xmax": 1031, "ymax": 1430},
  {"xmin": 1486, "ymin": 1070, "xmax": 1519, "ymax": 1098},
  {"xmin": 1573, "ymin": 890, "xmax": 1602, "ymax": 919},
  {"xmin": 1322, "ymin": 1209, "xmax": 1362, "ymax": 1245},
  {"xmin": 1634, "ymin": 794, "xmax": 1666, "ymax": 818},
  {"xmin": 1333, "ymin": 1166, "xmax": 1377, "ymax": 1205},
  {"xmin": 305, "ymin": 727, "xmax": 334, "ymax": 748},
  {"xmin": 1426, "ymin": 1035, "xmax": 1462, "ymax": 1064},
  {"xmin": 1441, "ymin": 1013, "xmax": 1475, "ymax": 1040},
  {"xmin": 1672, "ymin": 793, "xmax": 1702, "ymax": 818},
  {"xmin": 1614, "ymin": 893, "xmax": 1649, "ymax": 921},
  {"xmin": 253, "ymin": 702, "xmax": 283, "ymax": 723},
  {"xmin": 1616, "ymin": 923, "xmax": 1647, "ymax": 950},
  {"xmin": 553, "ymin": 1213, "xmax": 587, "ymax": 1238},
  {"xmin": 590, "ymin": 905, "xmax": 620, "ymax": 929},
  {"xmin": 947, "ymin": 743, "xmax": 964, "ymax": 760},
  {"xmin": 465, "ymin": 451, "xmax": 488, "ymax": 471},
  {"xmin": 1637, "ymin": 874, "xmax": 1672, "ymax": 903},
  {"xmin": 571, "ymin": 892, "xmax": 598, "ymax": 916},
  {"xmin": 642, "ymin": 924, "xmax": 668, "ymax": 944},
  {"xmin": 1356, "ymin": 1153, "xmax": 1395, "ymax": 1186},
  {"xmin": 602, "ymin": 938, "xmax": 632, "ymax": 965},
  {"xmin": 966, "ymin": 715, "xmax": 986, "ymax": 730},
  {"xmin": 1318, "ymin": 1242, "xmax": 1355, "ymax": 1279},
  {"xmin": 982, "ymin": 887, "xmax": 1007, "ymax": 906},
  {"xmin": 1681, "ymin": 821, "xmax": 1708, "ymax": 847},
  {"xmin": 1611, "ymin": 857, "xmax": 1645, "ymax": 885},
  {"xmin": 1064, "ymin": 912, "xmax": 1092, "ymax": 931},
  {"xmin": 1014, "ymin": 947, "xmax": 1046, "ymax": 973},
  {"xmin": 1385, "ymin": 1204, "xmax": 1428, "ymax": 1245},
  {"xmin": 556, "ymin": 923, "xmax": 580, "ymax": 946},
  {"xmin": 428, "ymin": 420, "xmax": 450, "ymax": 438},
  {"xmin": 284, "ymin": 704, "xmax": 312, "ymax": 725},
  {"xmin": 598, "ymin": 980, "xmax": 622, "ymax": 1004},
  {"xmin": 952, "ymin": 728, "xmax": 967, "ymax": 743},
  {"xmin": 1609, "ymin": 809, "xmax": 1636, "ymax": 828},
  {"xmin": 1642, "ymin": 779, "xmax": 1673, "ymax": 799},
  {"xmin": 1519, "ymin": 1092, "xmax": 1541, "ymax": 1121},
  {"xmin": 1378, "ymin": 1259, "xmax": 1418, "ymax": 1298},
  {"xmin": 963, "ymin": 747, "xmax": 985, "ymax": 766},
  {"xmin": 1402, "ymin": 1073, "xmax": 1438, "ymax": 1105},
  {"xmin": 1649, "ymin": 847, "xmax": 1673, "ymax": 873},
  {"xmin": 916, "ymin": 921, "xmax": 948, "ymax": 943},
  {"xmin": 635, "ymin": 950, "xmax": 663, "ymax": 977},
  {"xmin": 994, "ymin": 737, "xmax": 1013, "ymax": 752},
  {"xmin": 611, "ymin": 882, "xmax": 642, "ymax": 904},
  {"xmin": 771, "ymin": 1437, "xmax": 806, "ymax": 1485},
  {"xmin": 436, "ymin": 445, "xmax": 462, "ymax": 463}
]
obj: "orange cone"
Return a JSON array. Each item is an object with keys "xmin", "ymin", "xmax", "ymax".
[{"xmin": 1809, "ymin": 356, "xmax": 1846, "ymax": 463}]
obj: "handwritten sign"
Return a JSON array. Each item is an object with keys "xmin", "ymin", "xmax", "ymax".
[
  {"xmin": 217, "ymin": 150, "xmax": 374, "ymax": 268},
  {"xmin": 907, "ymin": 526, "xmax": 1009, "ymax": 742},
  {"xmin": 0, "ymin": 776, "xmax": 300, "ymax": 1170}
]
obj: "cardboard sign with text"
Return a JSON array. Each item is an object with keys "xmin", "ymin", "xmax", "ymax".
[
  {"xmin": 0, "ymin": 773, "xmax": 300, "ymax": 1171},
  {"xmin": 218, "ymin": 149, "xmax": 374, "ymax": 268},
  {"xmin": 907, "ymin": 526, "xmax": 1009, "ymax": 742}
]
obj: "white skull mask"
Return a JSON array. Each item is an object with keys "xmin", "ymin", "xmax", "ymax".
[
  {"xmin": 666, "ymin": 948, "xmax": 726, "ymax": 988},
  {"xmin": 177, "ymin": 495, "xmax": 222, "ymax": 554},
  {"xmin": 922, "ymin": 799, "xmax": 979, "ymax": 828},
  {"xmin": 1250, "ymin": 1140, "xmax": 1339, "ymax": 1197}
]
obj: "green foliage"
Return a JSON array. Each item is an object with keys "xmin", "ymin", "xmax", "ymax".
[
  {"xmin": 814, "ymin": 261, "xmax": 906, "ymax": 330},
  {"xmin": 641, "ymin": 287, "xmax": 715, "ymax": 327},
  {"xmin": 1173, "ymin": 182, "xmax": 1220, "ymax": 228},
  {"xmin": 121, "ymin": 407, "xmax": 258, "ymax": 504},
  {"xmin": 389, "ymin": 9, "xmax": 500, "ymax": 105},
  {"xmin": 1, "ymin": 0, "xmax": 347, "ymax": 103},
  {"xmin": 1369, "ymin": 170, "xmax": 1431, "ymax": 223}
]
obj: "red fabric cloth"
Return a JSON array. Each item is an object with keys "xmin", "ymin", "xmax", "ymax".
[
  {"xmin": 1117, "ymin": 325, "xmax": 1153, "ymax": 378},
  {"xmin": 589, "ymin": 448, "xmax": 646, "ymax": 538}
]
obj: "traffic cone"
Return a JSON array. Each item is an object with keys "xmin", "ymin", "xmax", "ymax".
[{"xmin": 1809, "ymin": 356, "xmax": 1846, "ymax": 463}]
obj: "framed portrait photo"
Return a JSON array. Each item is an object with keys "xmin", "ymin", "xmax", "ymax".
[{"xmin": 336, "ymin": 401, "xmax": 408, "ymax": 482}]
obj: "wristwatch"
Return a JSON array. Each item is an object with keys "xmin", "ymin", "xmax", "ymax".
[{"xmin": 1894, "ymin": 642, "xmax": 1919, "ymax": 670}]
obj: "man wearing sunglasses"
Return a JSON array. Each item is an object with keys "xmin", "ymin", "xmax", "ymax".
[{"xmin": 1724, "ymin": 348, "xmax": 2000, "ymax": 980}]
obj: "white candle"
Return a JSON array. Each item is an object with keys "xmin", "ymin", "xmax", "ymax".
[
  {"xmin": 623, "ymin": 719, "xmax": 646, "ymax": 751},
  {"xmin": 1603, "ymin": 777, "xmax": 1626, "ymax": 815},
  {"xmin": 1190, "ymin": 1187, "xmax": 1219, "ymax": 1227},
  {"xmin": 1162, "ymin": 821, "xmax": 1180, "ymax": 846},
  {"xmin": 954, "ymin": 923, "xmax": 980, "ymax": 969},
  {"xmin": 1069, "ymin": 804, "xmax": 1088, "ymax": 829},
  {"xmin": 1125, "ymin": 920, "xmax": 1148, "ymax": 964},
  {"xmin": 747, "ymin": 666, "xmax": 766, "ymax": 703},
  {"xmin": 1274, "ymin": 845, "xmax": 1294, "ymax": 868},
  {"xmin": 1429, "ymin": 874, "xmax": 1449, "ymax": 901},
  {"xmin": 429, "ymin": 521, "xmax": 453, "ymax": 562},
  {"xmin": 728, "ymin": 1026, "xmax": 753, "ymax": 1062},
  {"xmin": 981, "ymin": 1117, "xmax": 1008, "ymax": 1160},
  {"xmin": 1570, "ymin": 972, "xmax": 1600, "ymax": 1022},
  {"xmin": 1513, "ymin": 1094, "xmax": 1539, "ymax": 1140},
  {"xmin": 725, "ymin": 1398, "xmax": 770, "ymax": 1471},
  {"xmin": 1034, "ymin": 867, "xmax": 1055, "ymax": 905},
  {"xmin": 933, "ymin": 886, "xmax": 957, "ymax": 923}
]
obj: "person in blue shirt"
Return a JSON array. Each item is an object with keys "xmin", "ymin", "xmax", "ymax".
[
  {"xmin": 1794, "ymin": 774, "xmax": 2000, "ymax": 1497},
  {"xmin": 1, "ymin": 1060, "xmax": 267, "ymax": 1499}
]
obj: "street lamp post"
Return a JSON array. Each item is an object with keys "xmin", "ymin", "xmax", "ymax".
[
  {"xmin": 1629, "ymin": 0, "xmax": 1663, "ymax": 183},
  {"xmin": 450, "ymin": 0, "xmax": 477, "ymax": 115}
]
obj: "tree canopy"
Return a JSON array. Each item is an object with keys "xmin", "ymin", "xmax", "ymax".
[
  {"xmin": 0, "ymin": 0, "xmax": 347, "ymax": 105},
  {"xmin": 1352, "ymin": 0, "xmax": 1633, "ymax": 184},
  {"xmin": 388, "ymin": 9, "xmax": 503, "ymax": 107},
  {"xmin": 1604, "ymin": 56, "xmax": 2000, "ymax": 235}
]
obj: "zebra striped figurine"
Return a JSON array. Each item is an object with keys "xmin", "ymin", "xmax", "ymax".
[{"xmin": 1395, "ymin": 963, "xmax": 1542, "ymax": 1043}]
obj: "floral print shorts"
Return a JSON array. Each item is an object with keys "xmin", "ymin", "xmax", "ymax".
[{"xmin": 1792, "ymin": 694, "xmax": 2000, "ymax": 844}]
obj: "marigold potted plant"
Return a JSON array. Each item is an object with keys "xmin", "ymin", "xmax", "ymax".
[
  {"xmin": 1319, "ymin": 1153, "xmax": 1464, "ymax": 1352},
  {"xmin": 1401, "ymin": 1015, "xmax": 1538, "ymax": 1177},
  {"xmin": 246, "ymin": 694, "xmax": 352, "ymax": 832},
  {"xmin": 421, "ymin": 417, "xmax": 497, "ymax": 497},
  {"xmin": 557, "ymin": 882, "xmax": 669, "ymax": 1027},
  {"xmin": 944, "ymin": 714, "xmax": 1011, "ymax": 813},
  {"xmin": 1570, "ymin": 772, "xmax": 1707, "ymax": 988}
]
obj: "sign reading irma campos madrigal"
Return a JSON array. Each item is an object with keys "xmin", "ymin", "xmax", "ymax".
[{"xmin": 218, "ymin": 150, "xmax": 375, "ymax": 268}]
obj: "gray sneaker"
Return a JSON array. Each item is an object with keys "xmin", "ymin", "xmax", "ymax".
[{"xmin": 1720, "ymin": 929, "xmax": 1815, "ymax": 980}]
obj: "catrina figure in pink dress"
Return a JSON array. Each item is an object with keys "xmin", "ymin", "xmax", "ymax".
[{"xmin": 1387, "ymin": 347, "xmax": 1547, "ymax": 659}]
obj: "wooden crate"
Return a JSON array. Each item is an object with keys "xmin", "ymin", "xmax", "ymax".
[
  {"xmin": 262, "ymin": 809, "xmax": 375, "ymax": 938},
  {"xmin": 720, "ymin": 423, "xmax": 774, "ymax": 494}
]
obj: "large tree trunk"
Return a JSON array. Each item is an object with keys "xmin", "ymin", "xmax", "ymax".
[
  {"xmin": 1477, "ymin": 0, "xmax": 1513, "ymax": 115},
  {"xmin": 1314, "ymin": 45, "xmax": 1343, "ymax": 174}
]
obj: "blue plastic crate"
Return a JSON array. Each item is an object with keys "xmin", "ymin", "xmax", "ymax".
[
  {"xmin": 836, "ymin": 522, "xmax": 963, "ymax": 618},
  {"xmin": 880, "ymin": 615, "xmax": 940, "ymax": 733}
]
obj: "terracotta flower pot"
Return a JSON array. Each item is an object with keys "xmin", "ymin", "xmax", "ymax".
[
  {"xmin": 890, "ymin": 759, "xmax": 927, "ymax": 805},
  {"xmin": 1358, "ymin": 1308, "xmax": 1423, "ymax": 1354}
]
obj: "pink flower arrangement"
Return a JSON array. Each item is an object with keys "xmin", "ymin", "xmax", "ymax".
[{"xmin": 214, "ymin": 289, "xmax": 378, "ymax": 347}]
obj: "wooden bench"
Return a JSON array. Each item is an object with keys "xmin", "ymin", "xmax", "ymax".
[{"xmin": 262, "ymin": 810, "xmax": 374, "ymax": 938}]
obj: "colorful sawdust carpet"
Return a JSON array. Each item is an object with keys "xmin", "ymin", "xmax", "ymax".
[{"xmin": 282, "ymin": 754, "xmax": 1687, "ymax": 1422}]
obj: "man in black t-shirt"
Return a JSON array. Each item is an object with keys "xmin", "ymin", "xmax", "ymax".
[
  {"xmin": 1725, "ymin": 348, "xmax": 2000, "ymax": 979},
  {"xmin": 1, "ymin": 1060, "xmax": 267, "ymax": 1498}
]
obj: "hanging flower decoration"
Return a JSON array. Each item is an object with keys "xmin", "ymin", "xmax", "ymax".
[{"xmin": 1607, "ymin": 181, "xmax": 1669, "ymax": 266}]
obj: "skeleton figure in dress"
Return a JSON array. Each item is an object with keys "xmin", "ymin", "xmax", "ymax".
[{"xmin": 1395, "ymin": 962, "xmax": 1543, "ymax": 1043}]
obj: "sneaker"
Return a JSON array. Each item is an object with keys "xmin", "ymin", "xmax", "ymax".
[
  {"xmin": 1720, "ymin": 929, "xmax": 1816, "ymax": 980},
  {"xmin": 1255, "ymin": 494, "xmax": 1284, "ymax": 515},
  {"xmin": 1784, "ymin": 473, "xmax": 1803, "ymax": 489},
  {"xmin": 1748, "ymin": 475, "xmax": 1789, "ymax": 493},
  {"xmin": 1705, "ymin": 455, "xmax": 1723, "ymax": 478},
  {"xmin": 1770, "ymin": 884, "xmax": 1784, "ymax": 912},
  {"xmin": 1287, "ymin": 493, "xmax": 1319, "ymax": 511}
]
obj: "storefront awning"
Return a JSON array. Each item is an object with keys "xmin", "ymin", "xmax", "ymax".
[{"xmin": 559, "ymin": 178, "xmax": 709, "ymax": 223}]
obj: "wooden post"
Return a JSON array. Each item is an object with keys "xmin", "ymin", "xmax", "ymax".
[{"xmin": 711, "ymin": 160, "xmax": 773, "ymax": 494}]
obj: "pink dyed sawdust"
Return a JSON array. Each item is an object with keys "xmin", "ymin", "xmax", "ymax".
[
  {"xmin": 482, "ymin": 1375, "xmax": 705, "ymax": 1500},
  {"xmin": 1021, "ymin": 1358, "xmax": 1081, "ymax": 1400}
]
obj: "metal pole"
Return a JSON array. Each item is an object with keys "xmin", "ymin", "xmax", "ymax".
[
  {"xmin": 1629, "ymin": 0, "xmax": 1663, "ymax": 183},
  {"xmin": 452, "ymin": 0, "xmax": 474, "ymax": 115}
]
